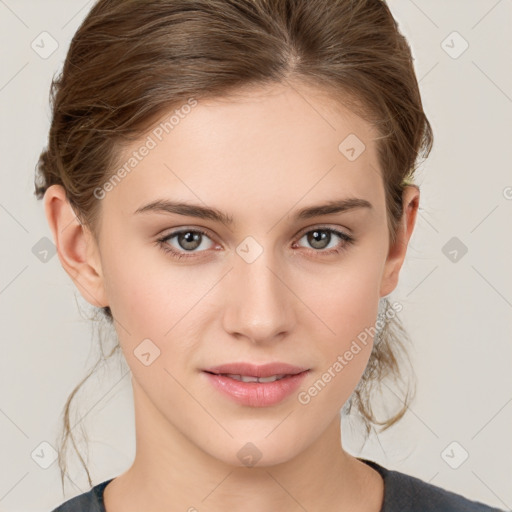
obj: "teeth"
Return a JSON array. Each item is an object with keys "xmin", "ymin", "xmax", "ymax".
[{"xmin": 223, "ymin": 373, "xmax": 288, "ymax": 383}]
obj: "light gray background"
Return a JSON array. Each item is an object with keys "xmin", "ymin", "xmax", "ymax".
[{"xmin": 1, "ymin": 1, "xmax": 511, "ymax": 511}]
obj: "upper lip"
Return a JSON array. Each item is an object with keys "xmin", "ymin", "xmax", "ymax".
[{"xmin": 203, "ymin": 362, "xmax": 310, "ymax": 378}]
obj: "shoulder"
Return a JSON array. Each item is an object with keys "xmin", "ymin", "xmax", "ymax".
[
  {"xmin": 358, "ymin": 458, "xmax": 506, "ymax": 512},
  {"xmin": 49, "ymin": 479, "xmax": 113, "ymax": 512}
]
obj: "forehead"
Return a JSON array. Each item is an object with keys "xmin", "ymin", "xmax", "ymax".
[{"xmin": 101, "ymin": 82, "xmax": 384, "ymax": 221}]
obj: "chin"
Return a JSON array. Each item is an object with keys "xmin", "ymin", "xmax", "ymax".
[{"xmin": 203, "ymin": 433, "xmax": 305, "ymax": 469}]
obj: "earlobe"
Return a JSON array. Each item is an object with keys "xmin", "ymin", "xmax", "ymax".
[
  {"xmin": 379, "ymin": 185, "xmax": 420, "ymax": 298},
  {"xmin": 43, "ymin": 184, "xmax": 109, "ymax": 308}
]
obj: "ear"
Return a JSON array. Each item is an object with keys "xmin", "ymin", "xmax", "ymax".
[
  {"xmin": 43, "ymin": 184, "xmax": 109, "ymax": 308},
  {"xmin": 379, "ymin": 185, "xmax": 420, "ymax": 298}
]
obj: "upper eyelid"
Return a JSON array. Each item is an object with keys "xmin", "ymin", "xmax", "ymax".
[
  {"xmin": 296, "ymin": 224, "xmax": 350, "ymax": 237},
  {"xmin": 159, "ymin": 226, "xmax": 217, "ymax": 244}
]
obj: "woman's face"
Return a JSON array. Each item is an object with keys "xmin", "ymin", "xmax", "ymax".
[{"xmin": 48, "ymin": 81, "xmax": 418, "ymax": 468}]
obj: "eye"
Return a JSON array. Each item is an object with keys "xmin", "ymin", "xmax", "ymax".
[
  {"xmin": 156, "ymin": 226, "xmax": 355, "ymax": 261},
  {"xmin": 293, "ymin": 226, "xmax": 355, "ymax": 256},
  {"xmin": 156, "ymin": 228, "xmax": 216, "ymax": 260}
]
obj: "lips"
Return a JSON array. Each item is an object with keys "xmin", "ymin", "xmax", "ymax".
[
  {"xmin": 202, "ymin": 362, "xmax": 310, "ymax": 379},
  {"xmin": 203, "ymin": 368, "xmax": 310, "ymax": 407},
  {"xmin": 201, "ymin": 362, "xmax": 311, "ymax": 406}
]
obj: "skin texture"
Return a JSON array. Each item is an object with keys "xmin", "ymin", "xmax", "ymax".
[{"xmin": 44, "ymin": 81, "xmax": 419, "ymax": 512}]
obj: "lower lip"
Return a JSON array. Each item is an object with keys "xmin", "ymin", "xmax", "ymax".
[{"xmin": 203, "ymin": 370, "xmax": 309, "ymax": 407}]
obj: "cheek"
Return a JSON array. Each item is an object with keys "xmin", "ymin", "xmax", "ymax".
[
  {"xmin": 101, "ymin": 256, "xmax": 199, "ymax": 396},
  {"xmin": 101, "ymin": 238, "xmax": 191, "ymax": 328},
  {"xmin": 297, "ymin": 256, "xmax": 382, "ymax": 398},
  {"xmin": 304, "ymin": 256, "xmax": 382, "ymax": 341},
  {"xmin": 101, "ymin": 246, "xmax": 215, "ymax": 364}
]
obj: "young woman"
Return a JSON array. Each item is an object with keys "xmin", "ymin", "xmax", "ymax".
[{"xmin": 36, "ymin": 0, "xmax": 505, "ymax": 511}]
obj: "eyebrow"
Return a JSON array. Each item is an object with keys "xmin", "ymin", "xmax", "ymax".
[{"xmin": 133, "ymin": 197, "xmax": 372, "ymax": 226}]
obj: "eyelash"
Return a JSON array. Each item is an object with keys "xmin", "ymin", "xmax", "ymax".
[{"xmin": 155, "ymin": 226, "xmax": 355, "ymax": 261}]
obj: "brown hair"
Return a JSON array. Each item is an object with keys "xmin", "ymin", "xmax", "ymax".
[{"xmin": 34, "ymin": 0, "xmax": 433, "ymax": 492}]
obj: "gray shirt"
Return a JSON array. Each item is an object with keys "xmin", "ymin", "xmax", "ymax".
[{"xmin": 50, "ymin": 457, "xmax": 506, "ymax": 511}]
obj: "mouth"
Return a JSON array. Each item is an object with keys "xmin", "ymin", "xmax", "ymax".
[{"xmin": 201, "ymin": 363, "xmax": 311, "ymax": 407}]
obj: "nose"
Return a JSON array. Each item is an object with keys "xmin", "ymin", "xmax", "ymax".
[{"xmin": 221, "ymin": 244, "xmax": 296, "ymax": 344}]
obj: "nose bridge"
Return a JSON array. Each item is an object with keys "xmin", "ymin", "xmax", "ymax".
[{"xmin": 223, "ymin": 238, "xmax": 294, "ymax": 342}]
